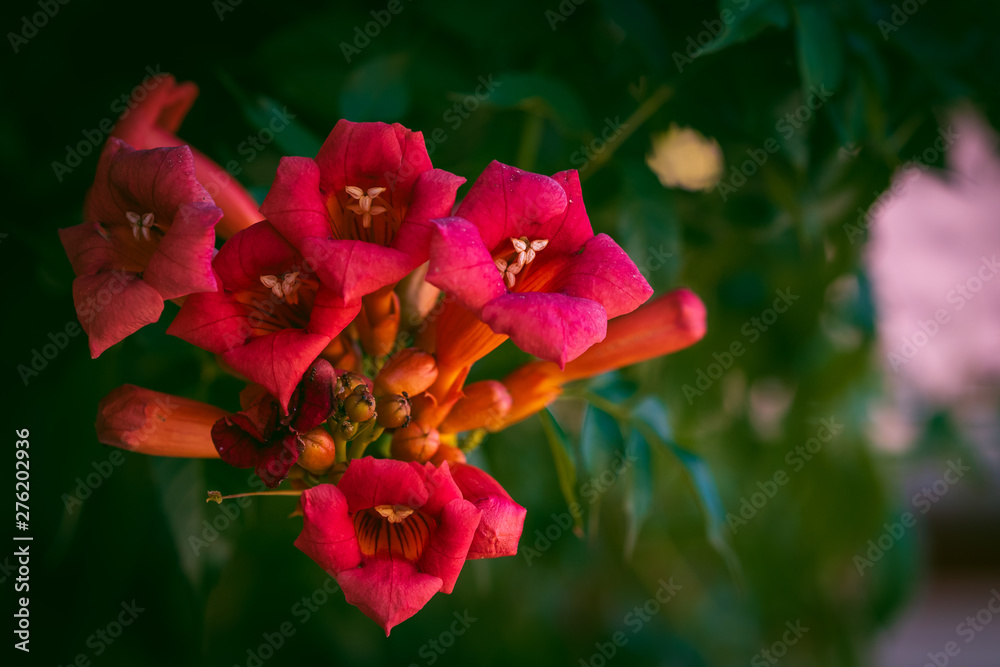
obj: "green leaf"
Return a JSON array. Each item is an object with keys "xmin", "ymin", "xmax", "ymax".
[
  {"xmin": 477, "ymin": 72, "xmax": 589, "ymax": 133},
  {"xmin": 339, "ymin": 53, "xmax": 412, "ymax": 122},
  {"xmin": 539, "ymin": 408, "xmax": 583, "ymax": 531},
  {"xmin": 217, "ymin": 72, "xmax": 323, "ymax": 157},
  {"xmin": 623, "ymin": 427, "xmax": 653, "ymax": 561},
  {"xmin": 148, "ymin": 458, "xmax": 211, "ymax": 593},
  {"xmin": 794, "ymin": 2, "xmax": 844, "ymax": 93},
  {"xmin": 699, "ymin": 0, "xmax": 791, "ymax": 57},
  {"xmin": 633, "ymin": 397, "xmax": 744, "ymax": 589},
  {"xmin": 580, "ymin": 403, "xmax": 624, "ymax": 477}
]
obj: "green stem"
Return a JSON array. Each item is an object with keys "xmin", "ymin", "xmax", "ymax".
[
  {"xmin": 206, "ymin": 489, "xmax": 302, "ymax": 503},
  {"xmin": 334, "ymin": 434, "xmax": 348, "ymax": 464},
  {"xmin": 348, "ymin": 425, "xmax": 385, "ymax": 460},
  {"xmin": 516, "ymin": 111, "xmax": 545, "ymax": 172},
  {"xmin": 581, "ymin": 84, "xmax": 674, "ymax": 182}
]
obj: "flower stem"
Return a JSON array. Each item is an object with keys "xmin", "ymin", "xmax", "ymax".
[
  {"xmin": 348, "ymin": 425, "xmax": 385, "ymax": 459},
  {"xmin": 206, "ymin": 489, "xmax": 302, "ymax": 503},
  {"xmin": 334, "ymin": 433, "xmax": 348, "ymax": 464},
  {"xmin": 580, "ymin": 84, "xmax": 674, "ymax": 182}
]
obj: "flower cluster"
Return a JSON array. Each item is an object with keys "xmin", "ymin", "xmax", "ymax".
[{"xmin": 62, "ymin": 73, "xmax": 707, "ymax": 635}]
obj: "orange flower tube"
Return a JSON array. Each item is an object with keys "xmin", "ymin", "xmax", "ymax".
[
  {"xmin": 96, "ymin": 384, "xmax": 226, "ymax": 458},
  {"xmin": 496, "ymin": 288, "xmax": 706, "ymax": 429}
]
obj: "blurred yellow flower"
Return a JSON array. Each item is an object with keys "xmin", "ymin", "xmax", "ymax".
[{"xmin": 645, "ymin": 124, "xmax": 723, "ymax": 191}]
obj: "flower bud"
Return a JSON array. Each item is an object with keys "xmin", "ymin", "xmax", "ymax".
[
  {"xmin": 429, "ymin": 443, "xmax": 467, "ymax": 466},
  {"xmin": 439, "ymin": 380, "xmax": 512, "ymax": 433},
  {"xmin": 390, "ymin": 423, "xmax": 440, "ymax": 462},
  {"xmin": 335, "ymin": 372, "xmax": 369, "ymax": 401},
  {"xmin": 344, "ymin": 391, "xmax": 376, "ymax": 423},
  {"xmin": 374, "ymin": 348, "xmax": 439, "ymax": 397},
  {"xmin": 297, "ymin": 428, "xmax": 337, "ymax": 475},
  {"xmin": 97, "ymin": 384, "xmax": 227, "ymax": 458},
  {"xmin": 337, "ymin": 418, "xmax": 358, "ymax": 440},
  {"xmin": 376, "ymin": 394, "xmax": 411, "ymax": 429}
]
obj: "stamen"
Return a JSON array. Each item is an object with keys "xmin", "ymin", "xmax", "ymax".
[
  {"xmin": 374, "ymin": 504, "xmax": 414, "ymax": 523},
  {"xmin": 345, "ymin": 185, "xmax": 389, "ymax": 229},
  {"xmin": 496, "ymin": 236, "xmax": 549, "ymax": 288},
  {"xmin": 126, "ymin": 211, "xmax": 156, "ymax": 241},
  {"xmin": 259, "ymin": 272, "xmax": 302, "ymax": 304}
]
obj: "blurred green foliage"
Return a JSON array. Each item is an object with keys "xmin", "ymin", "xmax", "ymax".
[{"xmin": 5, "ymin": 0, "xmax": 999, "ymax": 665}]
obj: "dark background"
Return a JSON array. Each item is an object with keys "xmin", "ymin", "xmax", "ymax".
[{"xmin": 3, "ymin": 0, "xmax": 1000, "ymax": 665}]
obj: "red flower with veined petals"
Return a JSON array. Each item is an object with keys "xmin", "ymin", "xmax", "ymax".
[
  {"xmin": 426, "ymin": 161, "xmax": 653, "ymax": 378},
  {"xmin": 260, "ymin": 120, "xmax": 465, "ymax": 306},
  {"xmin": 58, "ymin": 138, "xmax": 222, "ymax": 357},
  {"xmin": 295, "ymin": 457, "xmax": 480, "ymax": 635},
  {"xmin": 167, "ymin": 221, "xmax": 359, "ymax": 410},
  {"xmin": 112, "ymin": 73, "xmax": 263, "ymax": 238}
]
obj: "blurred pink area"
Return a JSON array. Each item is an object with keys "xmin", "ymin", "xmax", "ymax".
[{"xmin": 866, "ymin": 110, "xmax": 1000, "ymax": 404}]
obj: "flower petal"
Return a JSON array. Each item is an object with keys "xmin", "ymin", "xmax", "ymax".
[
  {"xmin": 73, "ymin": 272, "xmax": 164, "ymax": 358},
  {"xmin": 260, "ymin": 156, "xmax": 331, "ymax": 249},
  {"xmin": 557, "ymin": 233, "xmax": 653, "ymax": 319},
  {"xmin": 416, "ymin": 498, "xmax": 480, "ymax": 594},
  {"xmin": 391, "ymin": 168, "xmax": 467, "ymax": 257},
  {"xmin": 454, "ymin": 161, "xmax": 568, "ymax": 254},
  {"xmin": 336, "ymin": 457, "xmax": 430, "ymax": 515},
  {"xmin": 165, "ymin": 288, "xmax": 247, "ymax": 355},
  {"xmin": 144, "ymin": 201, "xmax": 221, "ymax": 299},
  {"xmin": 302, "ymin": 236, "xmax": 419, "ymax": 306},
  {"xmin": 480, "ymin": 291, "xmax": 608, "ymax": 366},
  {"xmin": 449, "ymin": 463, "xmax": 526, "ymax": 559},
  {"xmin": 295, "ymin": 484, "xmax": 363, "ymax": 575},
  {"xmin": 544, "ymin": 170, "xmax": 597, "ymax": 254},
  {"xmin": 426, "ymin": 217, "xmax": 506, "ymax": 313},
  {"xmin": 287, "ymin": 359, "xmax": 338, "ymax": 432},
  {"xmin": 315, "ymin": 120, "xmax": 431, "ymax": 206},
  {"xmin": 337, "ymin": 558, "xmax": 442, "ymax": 636},
  {"xmin": 220, "ymin": 329, "xmax": 334, "ymax": 412}
]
